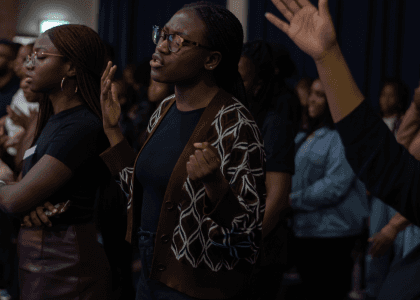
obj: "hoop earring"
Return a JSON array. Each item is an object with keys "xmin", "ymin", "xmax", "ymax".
[
  {"xmin": 61, "ymin": 76, "xmax": 78, "ymax": 94},
  {"xmin": 61, "ymin": 77, "xmax": 66, "ymax": 92}
]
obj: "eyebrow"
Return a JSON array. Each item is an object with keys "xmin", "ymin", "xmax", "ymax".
[{"xmin": 162, "ymin": 25, "xmax": 188, "ymax": 38}]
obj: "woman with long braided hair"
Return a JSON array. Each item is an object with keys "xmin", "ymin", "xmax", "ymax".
[
  {"xmin": 0, "ymin": 24, "xmax": 118, "ymax": 299},
  {"xmin": 99, "ymin": 1, "xmax": 265, "ymax": 299}
]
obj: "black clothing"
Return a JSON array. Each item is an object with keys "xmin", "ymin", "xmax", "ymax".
[
  {"xmin": 21, "ymin": 105, "xmax": 109, "ymax": 223},
  {"xmin": 136, "ymin": 104, "xmax": 206, "ymax": 233},
  {"xmin": 0, "ymin": 76, "xmax": 20, "ymax": 118}
]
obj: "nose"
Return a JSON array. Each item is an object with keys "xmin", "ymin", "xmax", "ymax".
[{"xmin": 156, "ymin": 38, "xmax": 170, "ymax": 54}]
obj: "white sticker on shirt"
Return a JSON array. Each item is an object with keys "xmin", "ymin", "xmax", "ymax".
[{"xmin": 23, "ymin": 145, "xmax": 37, "ymax": 160}]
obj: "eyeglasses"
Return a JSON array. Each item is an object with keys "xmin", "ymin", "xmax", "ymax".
[
  {"xmin": 152, "ymin": 25, "xmax": 213, "ymax": 53},
  {"xmin": 25, "ymin": 51, "xmax": 64, "ymax": 67}
]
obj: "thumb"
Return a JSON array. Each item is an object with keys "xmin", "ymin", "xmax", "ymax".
[{"xmin": 318, "ymin": 0, "xmax": 331, "ymax": 19}]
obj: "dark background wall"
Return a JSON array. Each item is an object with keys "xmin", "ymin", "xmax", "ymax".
[{"xmin": 248, "ymin": 0, "xmax": 420, "ymax": 111}]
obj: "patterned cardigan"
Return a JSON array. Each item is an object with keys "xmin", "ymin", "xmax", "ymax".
[{"xmin": 100, "ymin": 89, "xmax": 266, "ymax": 299}]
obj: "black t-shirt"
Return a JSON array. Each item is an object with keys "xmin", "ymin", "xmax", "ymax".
[
  {"xmin": 22, "ymin": 105, "xmax": 109, "ymax": 223},
  {"xmin": 0, "ymin": 76, "xmax": 20, "ymax": 118},
  {"xmin": 136, "ymin": 103, "xmax": 206, "ymax": 233},
  {"xmin": 261, "ymin": 110, "xmax": 295, "ymax": 174}
]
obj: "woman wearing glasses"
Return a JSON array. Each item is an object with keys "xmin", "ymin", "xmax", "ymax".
[
  {"xmin": 0, "ymin": 24, "xmax": 117, "ymax": 299},
  {"xmin": 99, "ymin": 2, "xmax": 265, "ymax": 300}
]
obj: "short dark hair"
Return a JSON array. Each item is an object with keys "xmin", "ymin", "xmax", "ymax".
[{"xmin": 0, "ymin": 39, "xmax": 21, "ymax": 60}]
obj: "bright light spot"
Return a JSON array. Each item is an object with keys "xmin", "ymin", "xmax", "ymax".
[{"xmin": 40, "ymin": 20, "xmax": 70, "ymax": 34}]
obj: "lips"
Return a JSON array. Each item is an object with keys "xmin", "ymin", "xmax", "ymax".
[{"xmin": 151, "ymin": 53, "xmax": 164, "ymax": 68}]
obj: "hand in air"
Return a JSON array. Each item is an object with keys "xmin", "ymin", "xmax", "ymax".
[
  {"xmin": 100, "ymin": 61, "xmax": 121, "ymax": 131},
  {"xmin": 186, "ymin": 142, "xmax": 222, "ymax": 183},
  {"xmin": 7, "ymin": 105, "xmax": 38, "ymax": 130},
  {"xmin": 265, "ymin": 0, "xmax": 337, "ymax": 61},
  {"xmin": 367, "ymin": 225, "xmax": 398, "ymax": 258}
]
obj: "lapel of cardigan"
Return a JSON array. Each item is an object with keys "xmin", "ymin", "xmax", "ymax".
[
  {"xmin": 161, "ymin": 89, "xmax": 231, "ymax": 209},
  {"xmin": 126, "ymin": 96, "xmax": 176, "ymax": 243}
]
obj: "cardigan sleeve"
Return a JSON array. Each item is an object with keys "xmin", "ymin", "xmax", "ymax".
[
  {"xmin": 335, "ymin": 99, "xmax": 420, "ymax": 227},
  {"xmin": 290, "ymin": 132, "xmax": 356, "ymax": 211},
  {"xmin": 100, "ymin": 138, "xmax": 137, "ymax": 200},
  {"xmin": 203, "ymin": 107, "xmax": 267, "ymax": 261}
]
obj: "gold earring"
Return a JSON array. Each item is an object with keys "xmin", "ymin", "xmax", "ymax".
[{"xmin": 61, "ymin": 77, "xmax": 66, "ymax": 91}]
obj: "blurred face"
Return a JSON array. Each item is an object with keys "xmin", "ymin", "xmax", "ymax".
[
  {"xmin": 0, "ymin": 44, "xmax": 14, "ymax": 74},
  {"xmin": 14, "ymin": 45, "xmax": 32, "ymax": 79},
  {"xmin": 25, "ymin": 33, "xmax": 69, "ymax": 93},
  {"xmin": 150, "ymin": 9, "xmax": 212, "ymax": 84},
  {"xmin": 296, "ymin": 84, "xmax": 309, "ymax": 107},
  {"xmin": 238, "ymin": 55, "xmax": 256, "ymax": 94},
  {"xmin": 379, "ymin": 84, "xmax": 398, "ymax": 116},
  {"xmin": 307, "ymin": 79, "xmax": 327, "ymax": 119},
  {"xmin": 20, "ymin": 77, "xmax": 41, "ymax": 102}
]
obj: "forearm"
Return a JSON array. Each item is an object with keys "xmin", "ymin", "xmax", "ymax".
[
  {"xmin": 387, "ymin": 212, "xmax": 412, "ymax": 233},
  {"xmin": 396, "ymin": 102, "xmax": 420, "ymax": 149},
  {"xmin": 315, "ymin": 43, "xmax": 365, "ymax": 123},
  {"xmin": 262, "ymin": 194, "xmax": 290, "ymax": 239}
]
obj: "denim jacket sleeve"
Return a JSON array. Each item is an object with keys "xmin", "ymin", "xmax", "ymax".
[
  {"xmin": 335, "ymin": 99, "xmax": 420, "ymax": 227},
  {"xmin": 290, "ymin": 132, "xmax": 356, "ymax": 211}
]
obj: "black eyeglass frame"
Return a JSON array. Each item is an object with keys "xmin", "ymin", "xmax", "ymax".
[{"xmin": 152, "ymin": 25, "xmax": 213, "ymax": 53}]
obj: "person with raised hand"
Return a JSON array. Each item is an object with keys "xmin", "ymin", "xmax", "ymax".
[
  {"xmin": 267, "ymin": 2, "xmax": 420, "ymax": 299},
  {"xmin": 100, "ymin": 2, "xmax": 266, "ymax": 300}
]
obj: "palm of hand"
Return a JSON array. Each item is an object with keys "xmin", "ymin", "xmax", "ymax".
[
  {"xmin": 103, "ymin": 96, "xmax": 121, "ymax": 128},
  {"xmin": 288, "ymin": 6, "xmax": 337, "ymax": 60}
]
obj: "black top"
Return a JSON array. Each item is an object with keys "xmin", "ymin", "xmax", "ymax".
[
  {"xmin": 260, "ymin": 110, "xmax": 295, "ymax": 174},
  {"xmin": 22, "ymin": 105, "xmax": 109, "ymax": 223},
  {"xmin": 0, "ymin": 76, "xmax": 20, "ymax": 118},
  {"xmin": 136, "ymin": 103, "xmax": 206, "ymax": 233},
  {"xmin": 335, "ymin": 99, "xmax": 420, "ymax": 227}
]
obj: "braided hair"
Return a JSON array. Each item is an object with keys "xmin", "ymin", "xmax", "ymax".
[
  {"xmin": 182, "ymin": 1, "xmax": 247, "ymax": 107},
  {"xmin": 242, "ymin": 40, "xmax": 300, "ymax": 134},
  {"xmin": 32, "ymin": 24, "xmax": 108, "ymax": 146}
]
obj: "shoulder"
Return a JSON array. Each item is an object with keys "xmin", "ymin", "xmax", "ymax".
[
  {"xmin": 147, "ymin": 94, "xmax": 175, "ymax": 132},
  {"xmin": 59, "ymin": 107, "xmax": 103, "ymax": 134}
]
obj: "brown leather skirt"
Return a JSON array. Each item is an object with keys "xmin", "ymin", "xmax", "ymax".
[{"xmin": 18, "ymin": 223, "xmax": 113, "ymax": 300}]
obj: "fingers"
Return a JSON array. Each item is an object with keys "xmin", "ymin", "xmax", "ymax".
[
  {"xmin": 270, "ymin": 0, "xmax": 294, "ymax": 22},
  {"xmin": 265, "ymin": 12, "xmax": 290, "ymax": 35},
  {"xmin": 282, "ymin": 0, "xmax": 302, "ymax": 13},
  {"xmin": 22, "ymin": 215, "xmax": 32, "ymax": 227},
  {"xmin": 101, "ymin": 61, "xmax": 112, "ymax": 83},
  {"xmin": 30, "ymin": 210, "xmax": 43, "ymax": 227},
  {"xmin": 111, "ymin": 83, "xmax": 119, "ymax": 103},
  {"xmin": 44, "ymin": 202, "xmax": 58, "ymax": 215},
  {"xmin": 36, "ymin": 206, "xmax": 52, "ymax": 227},
  {"xmin": 101, "ymin": 79, "xmax": 112, "ymax": 100},
  {"xmin": 296, "ymin": 0, "xmax": 312, "ymax": 7},
  {"xmin": 318, "ymin": 0, "xmax": 331, "ymax": 19}
]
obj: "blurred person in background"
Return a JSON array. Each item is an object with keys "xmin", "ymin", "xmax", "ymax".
[
  {"xmin": 0, "ymin": 40, "xmax": 20, "ymax": 119},
  {"xmin": 364, "ymin": 79, "xmax": 410, "ymax": 300},
  {"xmin": 0, "ymin": 39, "xmax": 22, "ymax": 300},
  {"xmin": 238, "ymin": 40, "xmax": 296, "ymax": 300},
  {"xmin": 290, "ymin": 78, "xmax": 369, "ymax": 300},
  {"xmin": 295, "ymin": 77, "xmax": 312, "ymax": 132}
]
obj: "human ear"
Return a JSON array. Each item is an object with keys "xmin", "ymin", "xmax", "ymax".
[
  {"xmin": 204, "ymin": 51, "xmax": 222, "ymax": 71},
  {"xmin": 65, "ymin": 61, "xmax": 77, "ymax": 78}
]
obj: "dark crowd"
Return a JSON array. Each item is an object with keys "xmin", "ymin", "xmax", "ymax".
[{"xmin": 0, "ymin": 0, "xmax": 419, "ymax": 300}]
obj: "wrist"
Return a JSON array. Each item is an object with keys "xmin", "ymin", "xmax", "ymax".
[
  {"xmin": 314, "ymin": 42, "xmax": 341, "ymax": 65},
  {"xmin": 104, "ymin": 127, "xmax": 124, "ymax": 147}
]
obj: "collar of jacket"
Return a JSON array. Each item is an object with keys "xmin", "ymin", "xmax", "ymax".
[{"xmin": 125, "ymin": 88, "xmax": 233, "ymax": 243}]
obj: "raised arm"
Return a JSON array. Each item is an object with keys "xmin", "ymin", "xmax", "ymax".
[
  {"xmin": 396, "ymin": 85, "xmax": 420, "ymax": 156},
  {"xmin": 265, "ymin": 0, "xmax": 364, "ymax": 123}
]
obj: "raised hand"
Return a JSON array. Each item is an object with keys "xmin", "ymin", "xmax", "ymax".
[
  {"xmin": 265, "ymin": 0, "xmax": 337, "ymax": 61},
  {"xmin": 100, "ymin": 61, "xmax": 121, "ymax": 132}
]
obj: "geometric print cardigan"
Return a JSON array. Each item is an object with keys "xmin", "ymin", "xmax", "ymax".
[{"xmin": 100, "ymin": 89, "xmax": 266, "ymax": 299}]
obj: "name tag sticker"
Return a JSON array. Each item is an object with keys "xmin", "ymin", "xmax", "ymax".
[{"xmin": 23, "ymin": 145, "xmax": 37, "ymax": 160}]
